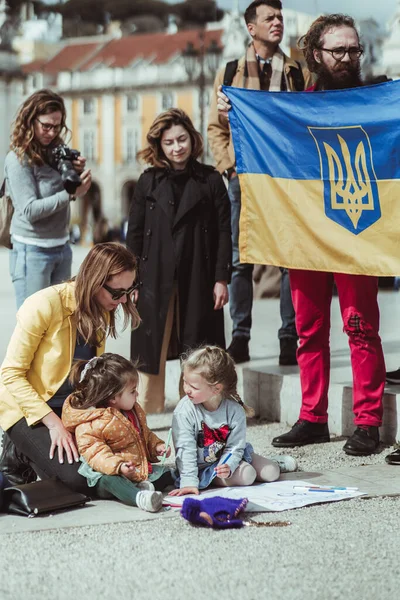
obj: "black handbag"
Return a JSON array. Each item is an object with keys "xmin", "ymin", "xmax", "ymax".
[{"xmin": 3, "ymin": 478, "xmax": 91, "ymax": 517}]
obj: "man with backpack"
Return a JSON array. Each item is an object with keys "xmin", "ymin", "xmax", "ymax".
[{"xmin": 208, "ymin": 0, "xmax": 311, "ymax": 365}]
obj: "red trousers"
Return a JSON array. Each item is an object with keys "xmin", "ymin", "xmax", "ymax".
[{"xmin": 289, "ymin": 270, "xmax": 385, "ymax": 427}]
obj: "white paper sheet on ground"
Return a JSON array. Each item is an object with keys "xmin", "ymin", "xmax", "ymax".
[{"xmin": 163, "ymin": 480, "xmax": 366, "ymax": 512}]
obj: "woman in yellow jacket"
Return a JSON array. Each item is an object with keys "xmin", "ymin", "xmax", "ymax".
[{"xmin": 0, "ymin": 242, "xmax": 140, "ymax": 492}]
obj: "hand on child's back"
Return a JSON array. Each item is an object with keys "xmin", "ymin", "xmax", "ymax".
[{"xmin": 169, "ymin": 486, "xmax": 199, "ymax": 497}]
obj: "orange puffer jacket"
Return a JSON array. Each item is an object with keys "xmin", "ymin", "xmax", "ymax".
[{"xmin": 62, "ymin": 396, "xmax": 163, "ymax": 481}]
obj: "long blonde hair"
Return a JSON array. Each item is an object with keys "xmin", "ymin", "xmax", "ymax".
[
  {"xmin": 11, "ymin": 89, "xmax": 69, "ymax": 166},
  {"xmin": 74, "ymin": 242, "xmax": 140, "ymax": 347},
  {"xmin": 181, "ymin": 346, "xmax": 255, "ymax": 417}
]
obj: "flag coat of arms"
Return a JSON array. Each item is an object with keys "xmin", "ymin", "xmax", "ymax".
[{"xmin": 224, "ymin": 80, "xmax": 400, "ymax": 276}]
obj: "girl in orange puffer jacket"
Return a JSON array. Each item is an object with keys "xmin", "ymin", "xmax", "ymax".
[{"xmin": 62, "ymin": 353, "xmax": 173, "ymax": 512}]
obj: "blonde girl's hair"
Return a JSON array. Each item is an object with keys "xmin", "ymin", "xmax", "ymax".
[
  {"xmin": 74, "ymin": 242, "xmax": 141, "ymax": 347},
  {"xmin": 137, "ymin": 107, "xmax": 203, "ymax": 169},
  {"xmin": 11, "ymin": 89, "xmax": 69, "ymax": 166},
  {"xmin": 69, "ymin": 353, "xmax": 139, "ymax": 410},
  {"xmin": 181, "ymin": 346, "xmax": 255, "ymax": 417}
]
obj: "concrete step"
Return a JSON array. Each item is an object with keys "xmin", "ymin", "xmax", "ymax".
[{"xmin": 242, "ymin": 365, "xmax": 400, "ymax": 445}]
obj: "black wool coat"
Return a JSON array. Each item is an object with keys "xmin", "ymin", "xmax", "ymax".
[{"xmin": 126, "ymin": 161, "xmax": 232, "ymax": 375}]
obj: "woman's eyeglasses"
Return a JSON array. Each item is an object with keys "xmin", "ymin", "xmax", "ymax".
[
  {"xmin": 36, "ymin": 118, "xmax": 62, "ymax": 134},
  {"xmin": 103, "ymin": 282, "xmax": 139, "ymax": 301},
  {"xmin": 320, "ymin": 46, "xmax": 364, "ymax": 62}
]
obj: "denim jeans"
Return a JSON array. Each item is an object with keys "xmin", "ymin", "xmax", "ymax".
[
  {"xmin": 10, "ymin": 240, "xmax": 72, "ymax": 309},
  {"xmin": 228, "ymin": 175, "xmax": 297, "ymax": 341}
]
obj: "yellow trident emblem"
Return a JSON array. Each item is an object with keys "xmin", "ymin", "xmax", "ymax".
[{"xmin": 323, "ymin": 134, "xmax": 374, "ymax": 229}]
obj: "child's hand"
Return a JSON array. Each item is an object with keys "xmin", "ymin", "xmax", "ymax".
[
  {"xmin": 120, "ymin": 461, "xmax": 136, "ymax": 478},
  {"xmin": 156, "ymin": 443, "xmax": 171, "ymax": 457},
  {"xmin": 214, "ymin": 463, "xmax": 231, "ymax": 479},
  {"xmin": 168, "ymin": 486, "xmax": 199, "ymax": 497}
]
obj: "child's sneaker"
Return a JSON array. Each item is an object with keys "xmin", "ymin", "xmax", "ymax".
[
  {"xmin": 137, "ymin": 480, "xmax": 155, "ymax": 492},
  {"xmin": 136, "ymin": 490, "xmax": 163, "ymax": 512},
  {"xmin": 270, "ymin": 454, "xmax": 298, "ymax": 473}
]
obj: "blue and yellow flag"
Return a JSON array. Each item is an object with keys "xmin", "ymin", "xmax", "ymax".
[{"xmin": 224, "ymin": 80, "xmax": 400, "ymax": 276}]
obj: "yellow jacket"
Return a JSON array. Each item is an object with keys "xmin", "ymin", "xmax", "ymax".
[
  {"xmin": 62, "ymin": 397, "xmax": 163, "ymax": 480},
  {"xmin": 0, "ymin": 282, "xmax": 105, "ymax": 431},
  {"xmin": 207, "ymin": 53, "xmax": 313, "ymax": 174}
]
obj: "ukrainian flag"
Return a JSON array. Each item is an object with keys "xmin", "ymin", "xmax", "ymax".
[{"xmin": 224, "ymin": 80, "xmax": 400, "ymax": 276}]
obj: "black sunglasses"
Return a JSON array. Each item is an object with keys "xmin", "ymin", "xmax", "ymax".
[{"xmin": 103, "ymin": 282, "xmax": 138, "ymax": 301}]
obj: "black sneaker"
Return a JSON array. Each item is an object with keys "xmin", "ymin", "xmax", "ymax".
[
  {"xmin": 272, "ymin": 420, "xmax": 330, "ymax": 447},
  {"xmin": 386, "ymin": 368, "xmax": 400, "ymax": 384},
  {"xmin": 343, "ymin": 426, "xmax": 380, "ymax": 456},
  {"xmin": 385, "ymin": 449, "xmax": 400, "ymax": 465},
  {"xmin": 279, "ymin": 338, "xmax": 298, "ymax": 366},
  {"xmin": 227, "ymin": 336, "xmax": 250, "ymax": 364}
]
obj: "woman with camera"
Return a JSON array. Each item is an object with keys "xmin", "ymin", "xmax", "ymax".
[
  {"xmin": 126, "ymin": 108, "xmax": 232, "ymax": 414},
  {"xmin": 4, "ymin": 88, "xmax": 92, "ymax": 308}
]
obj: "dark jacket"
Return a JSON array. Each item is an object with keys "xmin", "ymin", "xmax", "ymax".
[{"xmin": 126, "ymin": 161, "xmax": 232, "ymax": 374}]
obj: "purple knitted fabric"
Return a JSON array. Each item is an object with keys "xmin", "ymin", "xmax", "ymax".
[{"xmin": 181, "ymin": 496, "xmax": 248, "ymax": 528}]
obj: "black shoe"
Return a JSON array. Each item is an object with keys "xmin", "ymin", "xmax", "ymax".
[
  {"xmin": 272, "ymin": 420, "xmax": 330, "ymax": 448},
  {"xmin": 279, "ymin": 338, "xmax": 298, "ymax": 366},
  {"xmin": 0, "ymin": 432, "xmax": 37, "ymax": 486},
  {"xmin": 227, "ymin": 336, "xmax": 250, "ymax": 364},
  {"xmin": 343, "ymin": 426, "xmax": 380, "ymax": 456},
  {"xmin": 386, "ymin": 368, "xmax": 400, "ymax": 384},
  {"xmin": 385, "ymin": 449, "xmax": 400, "ymax": 465}
]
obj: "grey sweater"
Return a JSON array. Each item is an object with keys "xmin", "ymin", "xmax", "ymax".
[
  {"xmin": 172, "ymin": 395, "xmax": 247, "ymax": 488},
  {"xmin": 4, "ymin": 150, "xmax": 70, "ymax": 241}
]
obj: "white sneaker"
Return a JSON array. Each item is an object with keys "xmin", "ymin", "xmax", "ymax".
[
  {"xmin": 136, "ymin": 480, "xmax": 155, "ymax": 492},
  {"xmin": 270, "ymin": 454, "xmax": 298, "ymax": 473},
  {"xmin": 136, "ymin": 490, "xmax": 163, "ymax": 513}
]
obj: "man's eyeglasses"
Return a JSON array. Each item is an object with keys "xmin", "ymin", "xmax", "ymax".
[
  {"xmin": 103, "ymin": 282, "xmax": 139, "ymax": 301},
  {"xmin": 36, "ymin": 118, "xmax": 62, "ymax": 134},
  {"xmin": 320, "ymin": 46, "xmax": 363, "ymax": 62}
]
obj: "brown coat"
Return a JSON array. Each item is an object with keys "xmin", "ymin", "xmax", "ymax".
[
  {"xmin": 207, "ymin": 53, "xmax": 313, "ymax": 174},
  {"xmin": 62, "ymin": 397, "xmax": 163, "ymax": 481}
]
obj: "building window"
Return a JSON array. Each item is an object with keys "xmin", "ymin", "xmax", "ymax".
[
  {"xmin": 126, "ymin": 130, "xmax": 139, "ymax": 162},
  {"xmin": 83, "ymin": 130, "xmax": 96, "ymax": 161},
  {"xmin": 127, "ymin": 95, "xmax": 138, "ymax": 112},
  {"xmin": 161, "ymin": 92, "xmax": 174, "ymax": 110},
  {"xmin": 83, "ymin": 98, "xmax": 95, "ymax": 114}
]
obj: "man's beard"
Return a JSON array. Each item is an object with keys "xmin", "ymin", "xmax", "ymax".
[{"xmin": 317, "ymin": 60, "xmax": 363, "ymax": 90}]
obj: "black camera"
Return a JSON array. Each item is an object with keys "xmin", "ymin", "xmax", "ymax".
[{"xmin": 52, "ymin": 144, "xmax": 82, "ymax": 194}]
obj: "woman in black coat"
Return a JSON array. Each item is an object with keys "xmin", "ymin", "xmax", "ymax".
[{"xmin": 126, "ymin": 108, "xmax": 232, "ymax": 413}]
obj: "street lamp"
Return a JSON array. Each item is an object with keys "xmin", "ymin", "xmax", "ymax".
[{"xmin": 182, "ymin": 30, "xmax": 222, "ymax": 151}]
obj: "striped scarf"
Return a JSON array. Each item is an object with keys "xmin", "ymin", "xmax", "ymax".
[{"xmin": 243, "ymin": 42, "xmax": 287, "ymax": 92}]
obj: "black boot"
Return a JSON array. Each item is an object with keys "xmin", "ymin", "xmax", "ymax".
[
  {"xmin": 343, "ymin": 426, "xmax": 379, "ymax": 456},
  {"xmin": 279, "ymin": 338, "xmax": 298, "ymax": 366},
  {"xmin": 227, "ymin": 336, "xmax": 250, "ymax": 364},
  {"xmin": 272, "ymin": 420, "xmax": 330, "ymax": 447},
  {"xmin": 0, "ymin": 431, "xmax": 37, "ymax": 486}
]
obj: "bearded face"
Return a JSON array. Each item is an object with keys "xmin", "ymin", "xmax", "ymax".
[{"xmin": 313, "ymin": 25, "xmax": 363, "ymax": 90}]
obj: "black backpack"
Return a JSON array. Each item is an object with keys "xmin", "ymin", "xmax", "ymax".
[{"xmin": 223, "ymin": 58, "xmax": 305, "ymax": 91}]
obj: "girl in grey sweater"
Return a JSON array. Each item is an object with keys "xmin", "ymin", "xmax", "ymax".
[
  {"xmin": 5, "ymin": 89, "xmax": 91, "ymax": 308},
  {"xmin": 170, "ymin": 346, "xmax": 297, "ymax": 496}
]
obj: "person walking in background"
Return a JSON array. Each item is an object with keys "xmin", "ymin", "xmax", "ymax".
[
  {"xmin": 170, "ymin": 346, "xmax": 297, "ymax": 497},
  {"xmin": 62, "ymin": 353, "xmax": 173, "ymax": 513},
  {"xmin": 208, "ymin": 0, "xmax": 311, "ymax": 365},
  {"xmin": 126, "ymin": 108, "xmax": 231, "ymax": 414},
  {"xmin": 0, "ymin": 243, "xmax": 140, "ymax": 491},
  {"xmin": 4, "ymin": 89, "xmax": 91, "ymax": 308}
]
